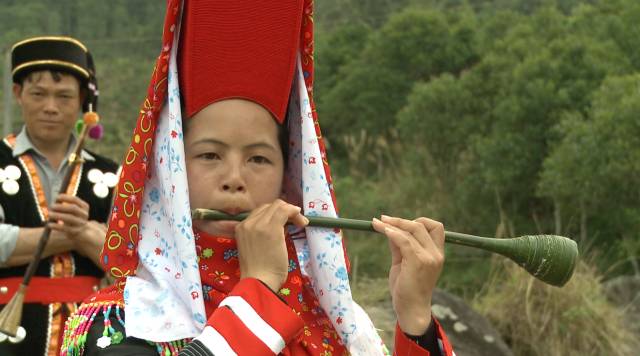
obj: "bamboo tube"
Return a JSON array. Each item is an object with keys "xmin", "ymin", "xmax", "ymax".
[{"xmin": 191, "ymin": 209, "xmax": 578, "ymax": 287}]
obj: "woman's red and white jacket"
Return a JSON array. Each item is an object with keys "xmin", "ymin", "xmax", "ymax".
[{"xmin": 181, "ymin": 278, "xmax": 455, "ymax": 356}]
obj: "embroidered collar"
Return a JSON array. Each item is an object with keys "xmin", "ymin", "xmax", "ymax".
[{"xmin": 12, "ymin": 125, "xmax": 95, "ymax": 162}]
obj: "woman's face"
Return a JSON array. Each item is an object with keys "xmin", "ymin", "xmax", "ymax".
[{"xmin": 185, "ymin": 99, "xmax": 285, "ymax": 237}]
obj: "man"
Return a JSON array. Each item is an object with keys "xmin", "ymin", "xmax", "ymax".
[{"xmin": 0, "ymin": 36, "xmax": 118, "ymax": 356}]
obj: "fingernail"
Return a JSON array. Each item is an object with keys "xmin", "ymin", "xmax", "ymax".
[
  {"xmin": 381, "ymin": 214, "xmax": 390, "ymax": 220},
  {"xmin": 372, "ymin": 217, "xmax": 381, "ymax": 224},
  {"xmin": 304, "ymin": 217, "xmax": 309, "ymax": 225}
]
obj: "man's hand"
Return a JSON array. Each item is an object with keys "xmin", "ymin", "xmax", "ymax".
[
  {"xmin": 48, "ymin": 193, "xmax": 90, "ymax": 239},
  {"xmin": 48, "ymin": 194, "xmax": 106, "ymax": 267},
  {"xmin": 71, "ymin": 220, "xmax": 107, "ymax": 267}
]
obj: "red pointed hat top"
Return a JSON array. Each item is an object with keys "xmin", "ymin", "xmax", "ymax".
[{"xmin": 179, "ymin": 0, "xmax": 304, "ymax": 122}]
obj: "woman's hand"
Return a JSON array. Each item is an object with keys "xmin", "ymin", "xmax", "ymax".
[
  {"xmin": 235, "ymin": 199, "xmax": 308, "ymax": 292},
  {"xmin": 372, "ymin": 215, "xmax": 445, "ymax": 335}
]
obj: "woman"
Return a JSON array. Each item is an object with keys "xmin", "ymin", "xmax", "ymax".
[{"xmin": 61, "ymin": 1, "xmax": 454, "ymax": 355}]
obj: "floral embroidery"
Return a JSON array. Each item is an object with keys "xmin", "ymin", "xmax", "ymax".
[
  {"xmin": 201, "ymin": 284, "xmax": 213, "ymax": 301},
  {"xmin": 222, "ymin": 249, "xmax": 238, "ymax": 261},
  {"xmin": 201, "ymin": 248, "xmax": 213, "ymax": 259}
]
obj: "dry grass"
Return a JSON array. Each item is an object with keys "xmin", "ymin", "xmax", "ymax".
[
  {"xmin": 473, "ymin": 258, "xmax": 638, "ymax": 356},
  {"xmin": 352, "ymin": 258, "xmax": 638, "ymax": 355}
]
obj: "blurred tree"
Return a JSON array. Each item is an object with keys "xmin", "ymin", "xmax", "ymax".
[
  {"xmin": 315, "ymin": 23, "xmax": 371, "ymax": 101},
  {"xmin": 459, "ymin": 5, "xmax": 631, "ymax": 237},
  {"xmin": 569, "ymin": 0, "xmax": 640, "ymax": 70},
  {"xmin": 396, "ymin": 73, "xmax": 480, "ymax": 215},
  {"xmin": 539, "ymin": 74, "xmax": 640, "ymax": 247},
  {"xmin": 319, "ymin": 5, "xmax": 479, "ymax": 160}
]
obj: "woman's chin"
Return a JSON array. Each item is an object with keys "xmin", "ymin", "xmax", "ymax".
[{"xmin": 194, "ymin": 220, "xmax": 238, "ymax": 238}]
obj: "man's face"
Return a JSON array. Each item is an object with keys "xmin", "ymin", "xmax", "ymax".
[
  {"xmin": 185, "ymin": 99, "xmax": 285, "ymax": 237},
  {"xmin": 13, "ymin": 71, "xmax": 82, "ymax": 146}
]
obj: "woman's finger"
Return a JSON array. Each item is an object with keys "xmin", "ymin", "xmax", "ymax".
[
  {"xmin": 380, "ymin": 215, "xmax": 429, "ymax": 248},
  {"xmin": 373, "ymin": 218, "xmax": 422, "ymax": 265},
  {"xmin": 414, "ymin": 217, "xmax": 445, "ymax": 253},
  {"xmin": 270, "ymin": 202, "xmax": 305, "ymax": 227},
  {"xmin": 242, "ymin": 203, "xmax": 271, "ymax": 224},
  {"xmin": 260, "ymin": 199, "xmax": 306, "ymax": 227},
  {"xmin": 383, "ymin": 225, "xmax": 421, "ymax": 263},
  {"xmin": 373, "ymin": 218, "xmax": 402, "ymax": 264}
]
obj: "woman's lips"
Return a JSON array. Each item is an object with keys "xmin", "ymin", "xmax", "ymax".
[{"xmin": 219, "ymin": 208, "xmax": 247, "ymax": 216}]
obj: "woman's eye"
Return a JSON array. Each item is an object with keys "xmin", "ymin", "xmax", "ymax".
[
  {"xmin": 198, "ymin": 152, "xmax": 220, "ymax": 160},
  {"xmin": 249, "ymin": 156, "xmax": 271, "ymax": 164}
]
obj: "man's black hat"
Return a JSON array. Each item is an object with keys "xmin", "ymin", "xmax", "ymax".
[{"xmin": 11, "ymin": 36, "xmax": 99, "ymax": 112}]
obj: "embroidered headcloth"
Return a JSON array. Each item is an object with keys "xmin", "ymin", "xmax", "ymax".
[{"xmin": 11, "ymin": 36, "xmax": 100, "ymax": 112}]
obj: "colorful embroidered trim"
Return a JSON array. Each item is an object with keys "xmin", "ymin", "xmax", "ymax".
[
  {"xmin": 61, "ymin": 301, "xmax": 124, "ymax": 356},
  {"xmin": 60, "ymin": 300, "xmax": 192, "ymax": 356},
  {"xmin": 152, "ymin": 339, "xmax": 190, "ymax": 356}
]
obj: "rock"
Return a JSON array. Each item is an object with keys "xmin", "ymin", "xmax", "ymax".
[
  {"xmin": 359, "ymin": 287, "xmax": 512, "ymax": 355},
  {"xmin": 431, "ymin": 289, "xmax": 513, "ymax": 356}
]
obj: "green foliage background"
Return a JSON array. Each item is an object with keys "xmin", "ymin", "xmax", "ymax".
[{"xmin": 1, "ymin": 0, "xmax": 638, "ymax": 322}]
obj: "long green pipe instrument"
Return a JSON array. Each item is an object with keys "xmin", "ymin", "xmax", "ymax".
[{"xmin": 192, "ymin": 209, "xmax": 578, "ymax": 287}]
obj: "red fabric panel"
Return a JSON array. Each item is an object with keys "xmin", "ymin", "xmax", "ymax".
[
  {"xmin": 0, "ymin": 276, "xmax": 100, "ymax": 304},
  {"xmin": 179, "ymin": 0, "xmax": 304, "ymax": 121},
  {"xmin": 209, "ymin": 307, "xmax": 274, "ymax": 355},
  {"xmin": 394, "ymin": 325, "xmax": 431, "ymax": 356},
  {"xmin": 433, "ymin": 317, "xmax": 454, "ymax": 355},
  {"xmin": 393, "ymin": 318, "xmax": 454, "ymax": 356},
  {"xmin": 226, "ymin": 278, "xmax": 305, "ymax": 343}
]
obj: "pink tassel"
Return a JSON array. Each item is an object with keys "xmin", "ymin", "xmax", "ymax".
[{"xmin": 89, "ymin": 123, "xmax": 104, "ymax": 140}]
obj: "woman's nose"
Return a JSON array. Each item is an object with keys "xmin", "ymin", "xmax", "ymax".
[
  {"xmin": 220, "ymin": 164, "xmax": 245, "ymax": 193},
  {"xmin": 222, "ymin": 181, "xmax": 245, "ymax": 192}
]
